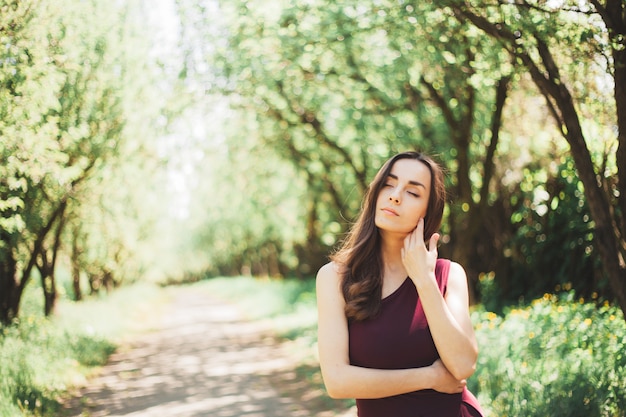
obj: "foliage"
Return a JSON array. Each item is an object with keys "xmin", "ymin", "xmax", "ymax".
[
  {"xmin": 0, "ymin": 0, "xmax": 172, "ymax": 322},
  {"xmin": 0, "ymin": 315, "xmax": 116, "ymax": 416},
  {"xmin": 175, "ymin": 0, "xmax": 564, "ymax": 286},
  {"xmin": 183, "ymin": 135, "xmax": 311, "ymax": 278},
  {"xmin": 479, "ymin": 155, "xmax": 605, "ymax": 312},
  {"xmin": 1, "ymin": 0, "xmax": 622, "ymax": 337},
  {"xmin": 0, "ymin": 279, "xmax": 166, "ymax": 417},
  {"xmin": 173, "ymin": 0, "xmax": 625, "ymax": 318},
  {"xmin": 471, "ymin": 294, "xmax": 626, "ymax": 417},
  {"xmin": 445, "ymin": 0, "xmax": 626, "ymax": 316}
]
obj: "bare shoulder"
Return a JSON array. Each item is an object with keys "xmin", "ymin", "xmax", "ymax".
[
  {"xmin": 316, "ymin": 261, "xmax": 342, "ymax": 282},
  {"xmin": 316, "ymin": 262, "xmax": 344, "ymax": 297},
  {"xmin": 446, "ymin": 261, "xmax": 470, "ymax": 299},
  {"xmin": 448, "ymin": 261, "xmax": 468, "ymax": 280}
]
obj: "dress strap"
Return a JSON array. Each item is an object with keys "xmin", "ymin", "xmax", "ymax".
[{"xmin": 434, "ymin": 258, "xmax": 451, "ymax": 296}]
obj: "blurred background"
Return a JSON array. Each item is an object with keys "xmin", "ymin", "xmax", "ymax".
[{"xmin": 1, "ymin": 0, "xmax": 625, "ymax": 415}]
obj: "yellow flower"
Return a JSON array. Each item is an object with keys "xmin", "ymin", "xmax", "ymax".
[
  {"xmin": 583, "ymin": 318, "xmax": 592, "ymax": 326},
  {"xmin": 529, "ymin": 331, "xmax": 535, "ymax": 339}
]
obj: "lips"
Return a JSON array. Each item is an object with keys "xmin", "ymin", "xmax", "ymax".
[{"xmin": 381, "ymin": 207, "xmax": 399, "ymax": 216}]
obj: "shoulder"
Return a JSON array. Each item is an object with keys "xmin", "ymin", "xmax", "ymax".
[
  {"xmin": 316, "ymin": 262, "xmax": 344, "ymax": 295},
  {"xmin": 436, "ymin": 259, "xmax": 468, "ymax": 289},
  {"xmin": 436, "ymin": 259, "xmax": 466, "ymax": 278},
  {"xmin": 448, "ymin": 261, "xmax": 467, "ymax": 280},
  {"xmin": 317, "ymin": 261, "xmax": 340, "ymax": 277},
  {"xmin": 316, "ymin": 261, "xmax": 342, "ymax": 286},
  {"xmin": 445, "ymin": 261, "xmax": 470, "ymax": 299}
]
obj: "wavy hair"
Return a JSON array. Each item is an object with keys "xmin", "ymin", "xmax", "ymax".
[{"xmin": 331, "ymin": 151, "xmax": 446, "ymax": 321}]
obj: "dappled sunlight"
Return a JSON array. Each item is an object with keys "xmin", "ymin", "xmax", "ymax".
[{"xmin": 62, "ymin": 290, "xmax": 318, "ymax": 417}]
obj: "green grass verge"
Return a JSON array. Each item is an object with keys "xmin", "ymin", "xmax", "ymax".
[
  {"xmin": 198, "ymin": 276, "xmax": 319, "ymax": 343},
  {"xmin": 0, "ymin": 281, "xmax": 169, "ymax": 417}
]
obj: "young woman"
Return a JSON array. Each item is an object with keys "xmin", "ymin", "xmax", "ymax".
[{"xmin": 316, "ymin": 151, "xmax": 484, "ymax": 417}]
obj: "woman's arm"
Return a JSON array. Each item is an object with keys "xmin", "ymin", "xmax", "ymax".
[
  {"xmin": 316, "ymin": 262, "xmax": 466, "ymax": 399},
  {"xmin": 402, "ymin": 219, "xmax": 479, "ymax": 381},
  {"xmin": 414, "ymin": 261, "xmax": 478, "ymax": 380}
]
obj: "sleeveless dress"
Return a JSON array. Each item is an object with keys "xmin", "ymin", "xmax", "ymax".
[{"xmin": 348, "ymin": 258, "xmax": 484, "ymax": 417}]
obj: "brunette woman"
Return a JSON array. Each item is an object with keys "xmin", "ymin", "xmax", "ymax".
[{"xmin": 316, "ymin": 151, "xmax": 484, "ymax": 417}]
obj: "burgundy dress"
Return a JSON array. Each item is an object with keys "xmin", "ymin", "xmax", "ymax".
[{"xmin": 349, "ymin": 259, "xmax": 484, "ymax": 417}]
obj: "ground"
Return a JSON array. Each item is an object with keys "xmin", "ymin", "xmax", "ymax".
[{"xmin": 62, "ymin": 286, "xmax": 356, "ymax": 417}]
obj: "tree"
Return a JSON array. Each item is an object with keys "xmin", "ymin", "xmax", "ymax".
[
  {"xmin": 176, "ymin": 0, "xmax": 540, "ymax": 289},
  {"xmin": 174, "ymin": 0, "xmax": 611, "ymax": 314},
  {"xmin": 0, "ymin": 0, "xmax": 163, "ymax": 323},
  {"xmin": 446, "ymin": 0, "xmax": 626, "ymax": 316}
]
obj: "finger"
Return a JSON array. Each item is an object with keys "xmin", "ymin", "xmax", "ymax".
[
  {"xmin": 428, "ymin": 232, "xmax": 440, "ymax": 253},
  {"xmin": 415, "ymin": 217, "xmax": 424, "ymax": 246}
]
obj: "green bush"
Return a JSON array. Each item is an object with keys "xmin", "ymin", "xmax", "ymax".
[
  {"xmin": 0, "ymin": 317, "xmax": 67, "ymax": 416},
  {"xmin": 0, "ymin": 281, "xmax": 165, "ymax": 417},
  {"xmin": 470, "ymin": 293, "xmax": 626, "ymax": 417}
]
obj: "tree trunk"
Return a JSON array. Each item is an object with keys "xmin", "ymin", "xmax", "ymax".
[
  {"xmin": 41, "ymin": 272, "xmax": 57, "ymax": 317},
  {"xmin": 0, "ymin": 249, "xmax": 20, "ymax": 325},
  {"xmin": 71, "ymin": 232, "xmax": 82, "ymax": 301},
  {"xmin": 37, "ymin": 250, "xmax": 56, "ymax": 317},
  {"xmin": 452, "ymin": 1, "xmax": 626, "ymax": 317}
]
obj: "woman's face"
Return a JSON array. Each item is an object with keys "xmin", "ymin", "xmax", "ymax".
[{"xmin": 374, "ymin": 158, "xmax": 431, "ymax": 235}]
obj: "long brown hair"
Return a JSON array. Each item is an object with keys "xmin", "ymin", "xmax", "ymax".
[{"xmin": 331, "ymin": 151, "xmax": 446, "ymax": 321}]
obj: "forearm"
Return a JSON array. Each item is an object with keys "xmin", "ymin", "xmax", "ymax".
[
  {"xmin": 321, "ymin": 363, "xmax": 435, "ymax": 399},
  {"xmin": 416, "ymin": 278, "xmax": 478, "ymax": 379}
]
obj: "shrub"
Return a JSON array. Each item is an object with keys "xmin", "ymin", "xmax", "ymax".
[
  {"xmin": 470, "ymin": 292, "xmax": 626, "ymax": 417},
  {"xmin": 0, "ymin": 317, "xmax": 64, "ymax": 416},
  {"xmin": 0, "ymin": 281, "xmax": 164, "ymax": 416}
]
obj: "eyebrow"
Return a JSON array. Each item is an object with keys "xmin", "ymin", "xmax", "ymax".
[{"xmin": 388, "ymin": 173, "xmax": 427, "ymax": 189}]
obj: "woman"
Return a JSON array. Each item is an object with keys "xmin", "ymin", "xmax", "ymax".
[{"xmin": 316, "ymin": 151, "xmax": 484, "ymax": 417}]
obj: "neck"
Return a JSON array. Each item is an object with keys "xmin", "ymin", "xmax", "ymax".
[{"xmin": 379, "ymin": 231, "xmax": 407, "ymax": 277}]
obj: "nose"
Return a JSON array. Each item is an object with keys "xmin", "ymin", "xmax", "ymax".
[{"xmin": 388, "ymin": 190, "xmax": 401, "ymax": 204}]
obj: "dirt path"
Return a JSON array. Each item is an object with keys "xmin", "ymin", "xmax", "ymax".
[{"xmin": 63, "ymin": 287, "xmax": 355, "ymax": 417}]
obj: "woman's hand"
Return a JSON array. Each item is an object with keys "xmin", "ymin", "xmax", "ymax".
[
  {"xmin": 401, "ymin": 217, "xmax": 439, "ymax": 285},
  {"xmin": 429, "ymin": 359, "xmax": 466, "ymax": 394}
]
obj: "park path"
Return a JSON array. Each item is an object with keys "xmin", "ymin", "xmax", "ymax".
[{"xmin": 63, "ymin": 286, "xmax": 355, "ymax": 417}]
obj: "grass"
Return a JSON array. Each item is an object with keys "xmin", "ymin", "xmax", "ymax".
[
  {"xmin": 195, "ymin": 275, "xmax": 319, "ymax": 343},
  {"xmin": 0, "ymin": 279, "xmax": 170, "ymax": 417}
]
